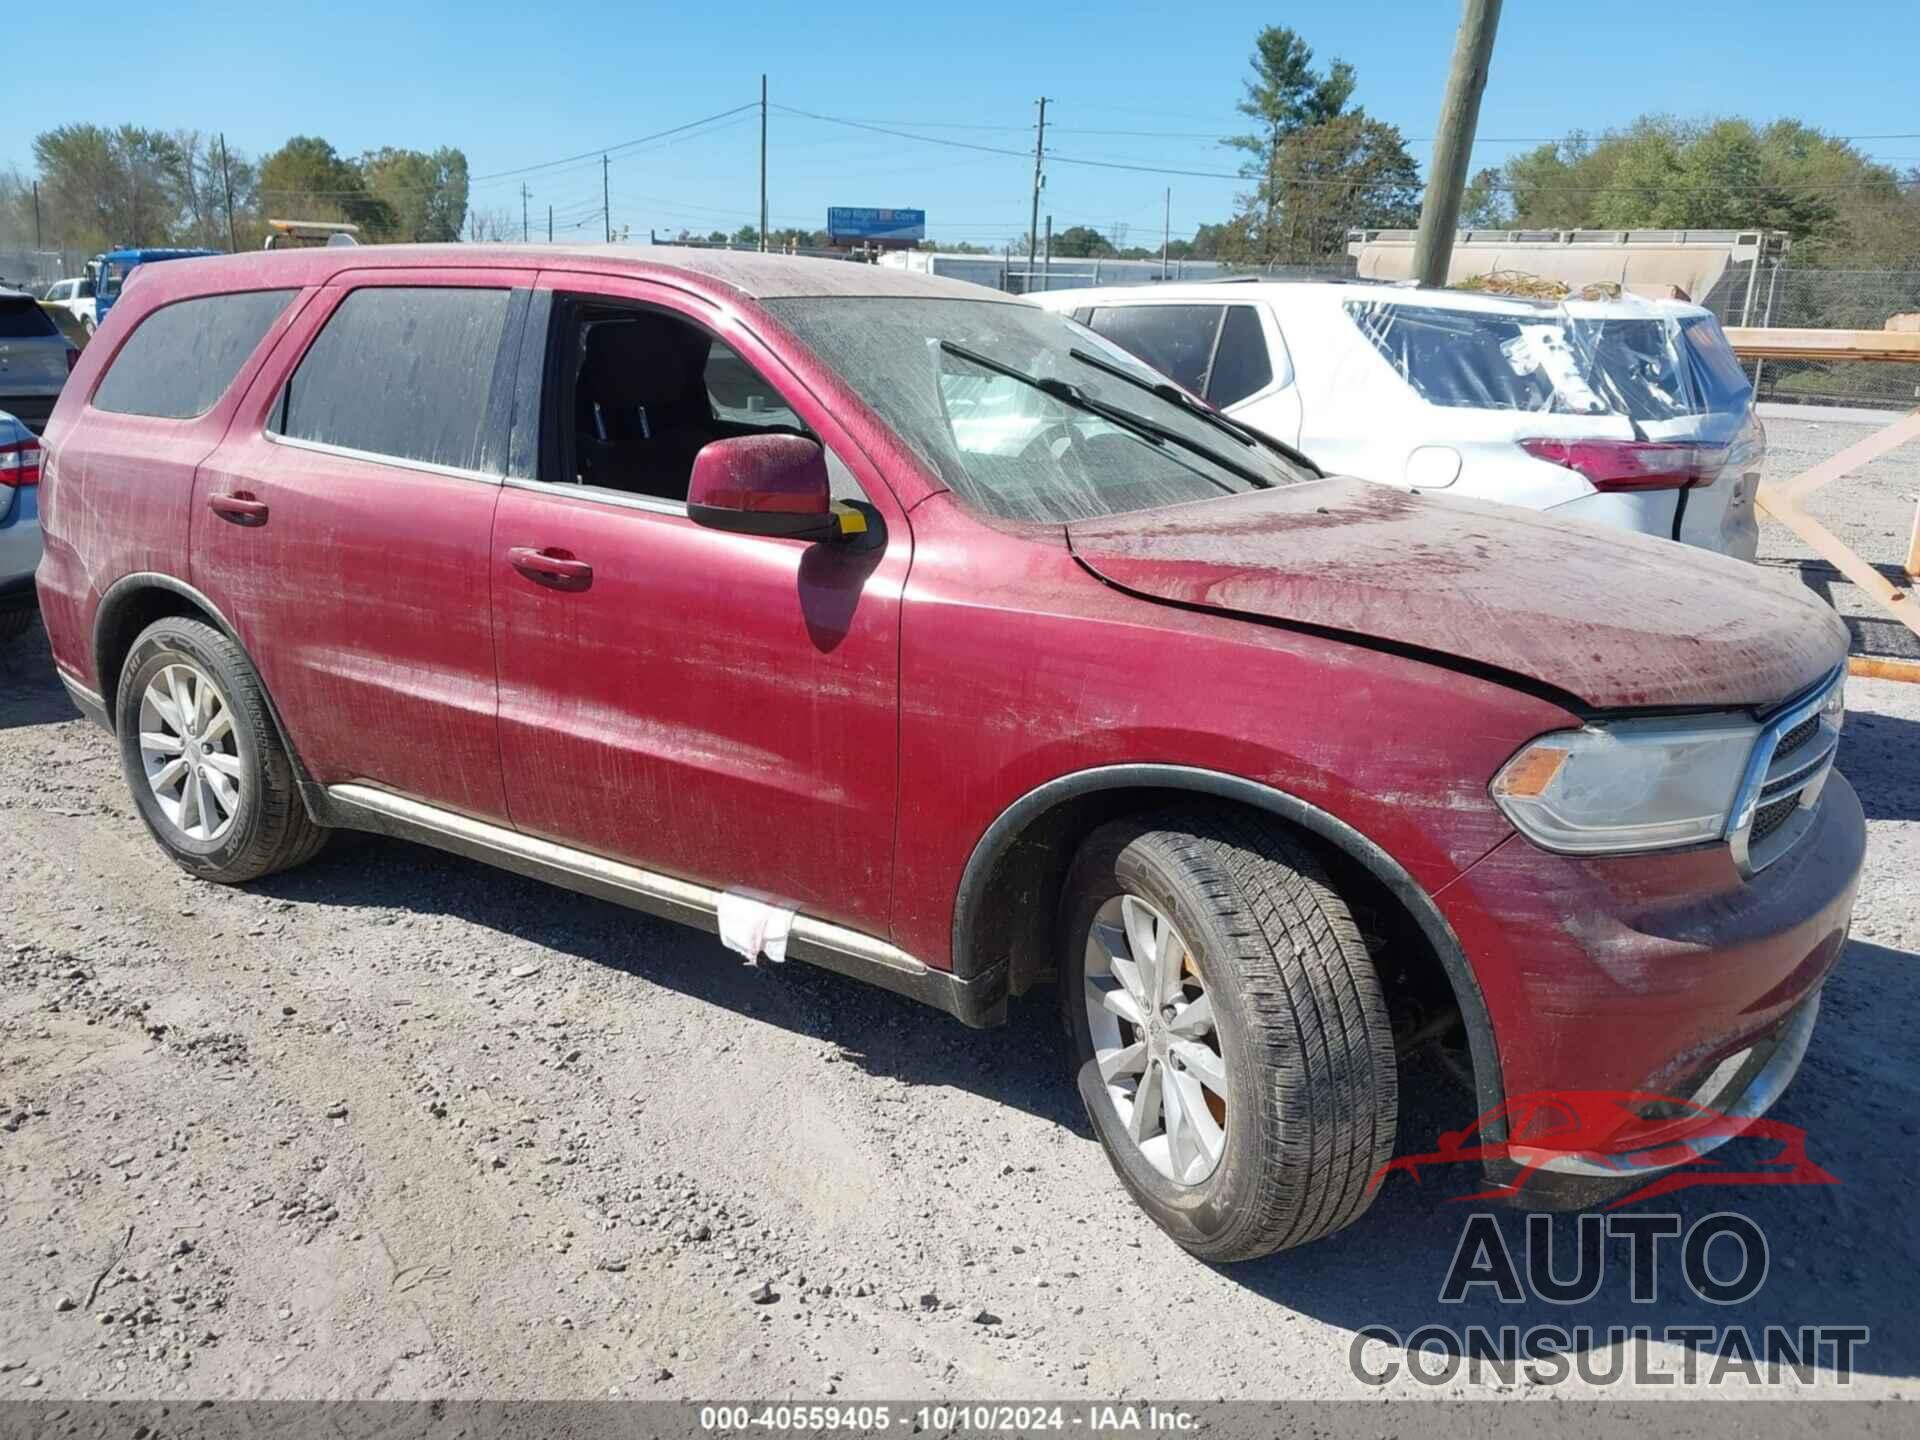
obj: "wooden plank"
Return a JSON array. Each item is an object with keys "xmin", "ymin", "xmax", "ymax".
[
  {"xmin": 1849, "ymin": 655, "xmax": 1920, "ymax": 685},
  {"xmin": 1908, "ymin": 497, "xmax": 1920, "ymax": 584},
  {"xmin": 1762, "ymin": 407, "xmax": 1920, "ymax": 508},
  {"xmin": 1757, "ymin": 492, "xmax": 1920, "ymax": 649},
  {"xmin": 1726, "ymin": 327, "xmax": 1920, "ymax": 363}
]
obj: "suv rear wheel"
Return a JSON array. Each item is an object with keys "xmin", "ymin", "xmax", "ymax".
[
  {"xmin": 114, "ymin": 616, "xmax": 327, "ymax": 882},
  {"xmin": 1061, "ymin": 808, "xmax": 1397, "ymax": 1261}
]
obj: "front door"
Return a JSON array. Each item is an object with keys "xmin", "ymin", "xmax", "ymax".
[
  {"xmin": 488, "ymin": 274, "xmax": 908, "ymax": 938},
  {"xmin": 192, "ymin": 271, "xmax": 531, "ymax": 821}
]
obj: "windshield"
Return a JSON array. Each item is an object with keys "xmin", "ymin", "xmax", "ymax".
[
  {"xmin": 762, "ymin": 296, "xmax": 1313, "ymax": 522},
  {"xmin": 98, "ymin": 260, "xmax": 133, "ymax": 300},
  {"xmin": 1344, "ymin": 299, "xmax": 1754, "ymax": 422}
]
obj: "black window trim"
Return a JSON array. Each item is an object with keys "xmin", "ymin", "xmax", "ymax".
[{"xmin": 261, "ymin": 281, "xmax": 530, "ymax": 485}]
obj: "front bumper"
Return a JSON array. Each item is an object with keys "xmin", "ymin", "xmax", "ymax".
[{"xmin": 1436, "ymin": 770, "xmax": 1863, "ymax": 1118}]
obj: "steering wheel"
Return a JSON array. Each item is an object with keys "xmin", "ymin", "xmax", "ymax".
[{"xmin": 1018, "ymin": 418, "xmax": 1089, "ymax": 470}]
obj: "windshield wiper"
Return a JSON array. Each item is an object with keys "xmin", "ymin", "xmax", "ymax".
[
  {"xmin": 939, "ymin": 340, "xmax": 1271, "ymax": 490},
  {"xmin": 1068, "ymin": 345, "xmax": 1322, "ymax": 476}
]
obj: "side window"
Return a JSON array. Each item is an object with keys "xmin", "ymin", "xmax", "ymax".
[
  {"xmin": 1205, "ymin": 305, "xmax": 1275, "ymax": 408},
  {"xmin": 0, "ymin": 296, "xmax": 59, "ymax": 339},
  {"xmin": 92, "ymin": 289, "xmax": 297, "ymax": 420},
  {"xmin": 557, "ymin": 299, "xmax": 853, "ymax": 504},
  {"xmin": 277, "ymin": 287, "xmax": 512, "ymax": 472},
  {"xmin": 1086, "ymin": 305, "xmax": 1224, "ymax": 396},
  {"xmin": 702, "ymin": 336, "xmax": 806, "ymax": 433}
]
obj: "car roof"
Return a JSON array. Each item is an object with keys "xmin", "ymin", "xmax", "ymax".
[
  {"xmin": 115, "ymin": 244, "xmax": 1021, "ymax": 306},
  {"xmin": 1029, "ymin": 277, "xmax": 1714, "ymax": 320},
  {"xmin": 101, "ymin": 247, "xmax": 222, "ymax": 263}
]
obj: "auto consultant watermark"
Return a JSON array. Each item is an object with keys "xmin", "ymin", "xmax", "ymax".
[
  {"xmin": 1353, "ymin": 1091, "xmax": 1868, "ymax": 1391},
  {"xmin": 1347, "ymin": 1211, "xmax": 1870, "ymax": 1389}
]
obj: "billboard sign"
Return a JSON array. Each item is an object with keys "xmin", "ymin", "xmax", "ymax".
[{"xmin": 827, "ymin": 207, "xmax": 926, "ymax": 244}]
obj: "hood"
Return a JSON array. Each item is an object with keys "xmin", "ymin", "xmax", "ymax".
[{"xmin": 1067, "ymin": 478, "xmax": 1847, "ymax": 712}]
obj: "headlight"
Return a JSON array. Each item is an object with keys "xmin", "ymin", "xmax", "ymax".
[{"xmin": 1491, "ymin": 715, "xmax": 1760, "ymax": 855}]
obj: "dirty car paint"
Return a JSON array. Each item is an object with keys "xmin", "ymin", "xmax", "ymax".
[{"xmin": 1068, "ymin": 478, "xmax": 1848, "ymax": 712}]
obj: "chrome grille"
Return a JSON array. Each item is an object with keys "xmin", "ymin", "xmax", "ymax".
[
  {"xmin": 1726, "ymin": 666, "xmax": 1845, "ymax": 877},
  {"xmin": 1748, "ymin": 795, "xmax": 1800, "ymax": 847},
  {"xmin": 1772, "ymin": 715, "xmax": 1818, "ymax": 762}
]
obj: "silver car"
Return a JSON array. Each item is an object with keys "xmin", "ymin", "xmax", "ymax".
[
  {"xmin": 0, "ymin": 409, "xmax": 41, "ymax": 642},
  {"xmin": 0, "ymin": 287, "xmax": 77, "ymax": 434}
]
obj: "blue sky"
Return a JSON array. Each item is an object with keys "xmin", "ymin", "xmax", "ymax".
[{"xmin": 7, "ymin": 0, "xmax": 1917, "ymax": 247}]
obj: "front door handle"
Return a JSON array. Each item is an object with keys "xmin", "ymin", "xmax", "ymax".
[
  {"xmin": 508, "ymin": 546, "xmax": 593, "ymax": 590},
  {"xmin": 208, "ymin": 492, "xmax": 269, "ymax": 527}
]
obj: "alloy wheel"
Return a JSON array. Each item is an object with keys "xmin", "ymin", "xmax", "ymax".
[
  {"xmin": 138, "ymin": 662, "xmax": 244, "ymax": 843},
  {"xmin": 1082, "ymin": 893, "xmax": 1228, "ymax": 1185}
]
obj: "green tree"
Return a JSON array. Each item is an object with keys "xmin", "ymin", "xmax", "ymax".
[
  {"xmin": 1224, "ymin": 26, "xmax": 1356, "ymax": 245},
  {"xmin": 257, "ymin": 135, "xmax": 395, "ymax": 238},
  {"xmin": 361, "ymin": 146, "xmax": 470, "ymax": 242},
  {"xmin": 1050, "ymin": 224, "xmax": 1115, "ymax": 259},
  {"xmin": 1497, "ymin": 116, "xmax": 1904, "ymax": 261},
  {"xmin": 31, "ymin": 124, "xmax": 192, "ymax": 249}
]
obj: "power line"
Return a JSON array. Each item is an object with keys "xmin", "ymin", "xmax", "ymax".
[{"xmin": 467, "ymin": 102, "xmax": 759, "ymax": 182}]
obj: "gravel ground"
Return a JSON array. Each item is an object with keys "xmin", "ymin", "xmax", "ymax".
[
  {"xmin": 1759, "ymin": 413, "xmax": 1920, "ymax": 661},
  {"xmin": 1, "ymin": 612, "xmax": 1917, "ymax": 1403}
]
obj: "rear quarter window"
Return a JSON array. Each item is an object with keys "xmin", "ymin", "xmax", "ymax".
[
  {"xmin": 92, "ymin": 290, "xmax": 298, "ymax": 420},
  {"xmin": 0, "ymin": 296, "xmax": 60, "ymax": 339},
  {"xmin": 1086, "ymin": 305, "xmax": 1224, "ymax": 396},
  {"xmin": 274, "ymin": 286, "xmax": 512, "ymax": 473}
]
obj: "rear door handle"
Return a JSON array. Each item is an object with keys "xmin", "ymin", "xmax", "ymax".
[
  {"xmin": 208, "ymin": 492, "xmax": 269, "ymax": 527},
  {"xmin": 508, "ymin": 546, "xmax": 593, "ymax": 590}
]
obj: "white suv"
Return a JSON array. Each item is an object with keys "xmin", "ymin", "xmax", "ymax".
[{"xmin": 1029, "ymin": 280, "xmax": 1763, "ymax": 559}]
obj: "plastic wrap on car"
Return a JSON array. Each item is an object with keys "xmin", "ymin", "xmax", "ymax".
[{"xmin": 1342, "ymin": 298, "xmax": 1754, "ymax": 422}]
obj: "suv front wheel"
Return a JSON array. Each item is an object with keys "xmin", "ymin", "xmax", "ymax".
[
  {"xmin": 115, "ymin": 616, "xmax": 327, "ymax": 882},
  {"xmin": 1061, "ymin": 808, "xmax": 1397, "ymax": 1262}
]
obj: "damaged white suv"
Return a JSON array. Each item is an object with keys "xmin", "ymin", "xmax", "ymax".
[{"xmin": 1030, "ymin": 281, "xmax": 1764, "ymax": 559}]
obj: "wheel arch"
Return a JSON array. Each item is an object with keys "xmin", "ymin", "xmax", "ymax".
[
  {"xmin": 950, "ymin": 763, "xmax": 1505, "ymax": 1122},
  {"xmin": 92, "ymin": 572, "xmax": 319, "ymax": 808}
]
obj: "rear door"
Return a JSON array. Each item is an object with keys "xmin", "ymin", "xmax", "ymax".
[
  {"xmin": 487, "ymin": 272, "xmax": 908, "ymax": 937},
  {"xmin": 191, "ymin": 270, "xmax": 531, "ymax": 821},
  {"xmin": 1083, "ymin": 301, "xmax": 1302, "ymax": 445}
]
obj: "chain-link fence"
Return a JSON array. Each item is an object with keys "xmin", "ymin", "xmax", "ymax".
[
  {"xmin": 0, "ymin": 247, "xmax": 91, "ymax": 294},
  {"xmin": 1703, "ymin": 260, "xmax": 1920, "ymax": 411}
]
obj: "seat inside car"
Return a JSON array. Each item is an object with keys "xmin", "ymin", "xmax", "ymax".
[{"xmin": 573, "ymin": 312, "xmax": 721, "ymax": 500}]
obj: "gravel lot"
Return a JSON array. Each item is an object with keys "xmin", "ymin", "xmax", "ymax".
[{"xmin": 2, "ymin": 538, "xmax": 1918, "ymax": 1401}]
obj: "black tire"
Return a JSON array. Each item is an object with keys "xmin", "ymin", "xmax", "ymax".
[
  {"xmin": 114, "ymin": 616, "xmax": 327, "ymax": 883},
  {"xmin": 0, "ymin": 606, "xmax": 33, "ymax": 643},
  {"xmin": 1060, "ymin": 807, "xmax": 1397, "ymax": 1262}
]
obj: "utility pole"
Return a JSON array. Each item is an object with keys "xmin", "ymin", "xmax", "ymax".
[
  {"xmin": 1411, "ymin": 0, "xmax": 1503, "ymax": 287},
  {"xmin": 759, "ymin": 74, "xmax": 769, "ymax": 252},
  {"xmin": 32, "ymin": 181, "xmax": 42, "ymax": 249},
  {"xmin": 521, "ymin": 183, "xmax": 531, "ymax": 243},
  {"xmin": 217, "ymin": 136, "xmax": 236, "ymax": 252},
  {"xmin": 1042, "ymin": 215, "xmax": 1052, "ymax": 291},
  {"xmin": 547, "ymin": 205, "xmax": 553, "ymax": 244},
  {"xmin": 602, "ymin": 155, "xmax": 611, "ymax": 244},
  {"xmin": 1161, "ymin": 188, "xmax": 1170, "ymax": 280},
  {"xmin": 1026, "ymin": 96, "xmax": 1048, "ymax": 293}
]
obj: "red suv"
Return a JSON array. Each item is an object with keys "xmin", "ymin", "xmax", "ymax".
[{"xmin": 34, "ymin": 246, "xmax": 1863, "ymax": 1261}]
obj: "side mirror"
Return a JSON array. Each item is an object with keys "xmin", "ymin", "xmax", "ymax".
[{"xmin": 687, "ymin": 435, "xmax": 861, "ymax": 542}]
